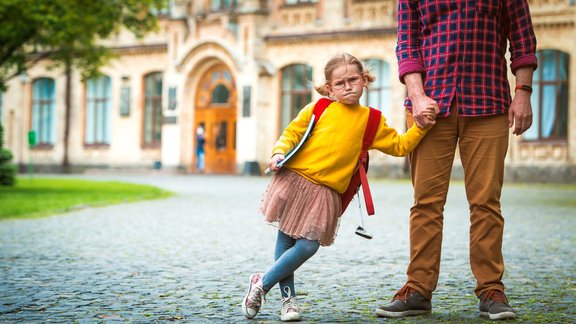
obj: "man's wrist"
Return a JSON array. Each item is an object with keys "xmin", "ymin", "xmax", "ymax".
[{"xmin": 515, "ymin": 84, "xmax": 533, "ymax": 94}]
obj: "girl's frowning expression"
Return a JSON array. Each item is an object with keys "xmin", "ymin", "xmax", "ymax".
[{"xmin": 328, "ymin": 64, "xmax": 367, "ymax": 105}]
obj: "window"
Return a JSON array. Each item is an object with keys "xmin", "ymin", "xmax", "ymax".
[
  {"xmin": 32, "ymin": 78, "xmax": 56, "ymax": 145},
  {"xmin": 280, "ymin": 64, "xmax": 313, "ymax": 131},
  {"xmin": 361, "ymin": 59, "xmax": 392, "ymax": 117},
  {"xmin": 211, "ymin": 0, "xmax": 237, "ymax": 11},
  {"xmin": 85, "ymin": 75, "xmax": 111, "ymax": 145},
  {"xmin": 120, "ymin": 86, "xmax": 131, "ymax": 116},
  {"xmin": 144, "ymin": 72, "xmax": 163, "ymax": 146},
  {"xmin": 284, "ymin": 0, "xmax": 317, "ymax": 5},
  {"xmin": 524, "ymin": 50, "xmax": 569, "ymax": 141},
  {"xmin": 212, "ymin": 84, "xmax": 230, "ymax": 104}
]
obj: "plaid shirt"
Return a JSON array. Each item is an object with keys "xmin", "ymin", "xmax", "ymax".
[{"xmin": 397, "ymin": 0, "xmax": 538, "ymax": 117}]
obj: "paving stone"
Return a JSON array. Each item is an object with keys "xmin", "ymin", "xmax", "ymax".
[{"xmin": 0, "ymin": 174, "xmax": 574, "ymax": 323}]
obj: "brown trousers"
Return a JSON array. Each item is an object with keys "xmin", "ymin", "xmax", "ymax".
[{"xmin": 405, "ymin": 102, "xmax": 509, "ymax": 300}]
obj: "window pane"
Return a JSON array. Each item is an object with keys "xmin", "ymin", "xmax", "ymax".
[
  {"xmin": 216, "ymin": 122, "xmax": 227, "ymax": 150},
  {"xmin": 144, "ymin": 73, "xmax": 163, "ymax": 144},
  {"xmin": 32, "ymin": 78, "xmax": 56, "ymax": 144},
  {"xmin": 542, "ymin": 50, "xmax": 556, "ymax": 81},
  {"xmin": 525, "ymin": 49, "xmax": 569, "ymax": 141},
  {"xmin": 280, "ymin": 64, "xmax": 313, "ymax": 132},
  {"xmin": 541, "ymin": 85, "xmax": 556, "ymax": 138},
  {"xmin": 212, "ymin": 84, "xmax": 230, "ymax": 103},
  {"xmin": 86, "ymin": 76, "xmax": 111, "ymax": 144}
]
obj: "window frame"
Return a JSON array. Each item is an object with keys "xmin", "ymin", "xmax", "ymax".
[
  {"xmin": 279, "ymin": 64, "xmax": 313, "ymax": 132},
  {"xmin": 85, "ymin": 75, "xmax": 112, "ymax": 146},
  {"xmin": 143, "ymin": 72, "xmax": 163, "ymax": 147},
  {"xmin": 31, "ymin": 77, "xmax": 56, "ymax": 147},
  {"xmin": 361, "ymin": 58, "xmax": 392, "ymax": 117},
  {"xmin": 524, "ymin": 49, "xmax": 569, "ymax": 142}
]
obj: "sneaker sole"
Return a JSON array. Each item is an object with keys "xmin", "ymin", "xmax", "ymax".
[
  {"xmin": 241, "ymin": 274, "xmax": 259, "ymax": 319},
  {"xmin": 375, "ymin": 308, "xmax": 431, "ymax": 318},
  {"xmin": 281, "ymin": 311, "xmax": 301, "ymax": 322},
  {"xmin": 480, "ymin": 311, "xmax": 517, "ymax": 320}
]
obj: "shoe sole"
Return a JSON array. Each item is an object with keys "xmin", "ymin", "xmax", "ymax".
[
  {"xmin": 241, "ymin": 274, "xmax": 259, "ymax": 319},
  {"xmin": 480, "ymin": 311, "xmax": 517, "ymax": 320},
  {"xmin": 281, "ymin": 312, "xmax": 301, "ymax": 322},
  {"xmin": 375, "ymin": 308, "xmax": 431, "ymax": 318}
]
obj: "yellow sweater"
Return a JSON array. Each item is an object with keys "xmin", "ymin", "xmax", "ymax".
[{"xmin": 272, "ymin": 100, "xmax": 428, "ymax": 194}]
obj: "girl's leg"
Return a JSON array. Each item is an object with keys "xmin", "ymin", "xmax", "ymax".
[{"xmin": 262, "ymin": 230, "xmax": 320, "ymax": 297}]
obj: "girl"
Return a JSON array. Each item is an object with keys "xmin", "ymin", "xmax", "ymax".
[{"xmin": 242, "ymin": 53, "xmax": 436, "ymax": 321}]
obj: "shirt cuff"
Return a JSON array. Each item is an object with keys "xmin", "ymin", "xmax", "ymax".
[
  {"xmin": 398, "ymin": 59, "xmax": 426, "ymax": 84},
  {"xmin": 510, "ymin": 54, "xmax": 538, "ymax": 74}
]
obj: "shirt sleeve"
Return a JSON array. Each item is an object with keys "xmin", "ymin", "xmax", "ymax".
[
  {"xmin": 505, "ymin": 0, "xmax": 538, "ymax": 73},
  {"xmin": 272, "ymin": 102, "xmax": 315, "ymax": 156},
  {"xmin": 396, "ymin": 0, "xmax": 426, "ymax": 84},
  {"xmin": 370, "ymin": 115, "xmax": 428, "ymax": 157}
]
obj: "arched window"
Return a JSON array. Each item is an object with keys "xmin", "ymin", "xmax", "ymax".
[
  {"xmin": 32, "ymin": 78, "xmax": 56, "ymax": 145},
  {"xmin": 361, "ymin": 59, "xmax": 391, "ymax": 118},
  {"xmin": 280, "ymin": 64, "xmax": 313, "ymax": 131},
  {"xmin": 144, "ymin": 72, "xmax": 163, "ymax": 145},
  {"xmin": 525, "ymin": 49, "xmax": 569, "ymax": 141},
  {"xmin": 85, "ymin": 75, "xmax": 111, "ymax": 145}
]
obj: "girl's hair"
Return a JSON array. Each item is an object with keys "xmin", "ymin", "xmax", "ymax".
[{"xmin": 314, "ymin": 53, "xmax": 375, "ymax": 96}]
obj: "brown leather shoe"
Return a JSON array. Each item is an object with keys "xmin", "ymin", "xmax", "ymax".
[
  {"xmin": 375, "ymin": 285, "xmax": 432, "ymax": 318},
  {"xmin": 479, "ymin": 290, "xmax": 516, "ymax": 320}
]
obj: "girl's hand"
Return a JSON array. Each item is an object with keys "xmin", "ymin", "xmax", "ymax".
[
  {"xmin": 268, "ymin": 153, "xmax": 285, "ymax": 172},
  {"xmin": 422, "ymin": 106, "xmax": 437, "ymax": 124}
]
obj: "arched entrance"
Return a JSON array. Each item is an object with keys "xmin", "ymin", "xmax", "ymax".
[{"xmin": 194, "ymin": 64, "xmax": 237, "ymax": 173}]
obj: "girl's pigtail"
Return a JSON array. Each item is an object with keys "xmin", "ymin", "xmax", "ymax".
[{"xmin": 314, "ymin": 83, "xmax": 331, "ymax": 97}]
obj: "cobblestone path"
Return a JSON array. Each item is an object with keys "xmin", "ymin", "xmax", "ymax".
[{"xmin": 1, "ymin": 174, "xmax": 574, "ymax": 323}]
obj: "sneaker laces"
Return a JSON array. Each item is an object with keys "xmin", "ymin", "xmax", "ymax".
[
  {"xmin": 246, "ymin": 275, "xmax": 266, "ymax": 308},
  {"xmin": 483, "ymin": 290, "xmax": 508, "ymax": 304},
  {"xmin": 282, "ymin": 296, "xmax": 301, "ymax": 314},
  {"xmin": 281, "ymin": 287, "xmax": 300, "ymax": 314}
]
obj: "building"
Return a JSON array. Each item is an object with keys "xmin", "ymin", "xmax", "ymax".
[{"xmin": 1, "ymin": 0, "xmax": 574, "ymax": 182}]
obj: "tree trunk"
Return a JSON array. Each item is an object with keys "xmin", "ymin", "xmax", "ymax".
[{"xmin": 62, "ymin": 60, "xmax": 72, "ymax": 173}]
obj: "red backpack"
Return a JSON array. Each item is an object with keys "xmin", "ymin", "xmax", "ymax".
[{"xmin": 312, "ymin": 98, "xmax": 381, "ymax": 216}]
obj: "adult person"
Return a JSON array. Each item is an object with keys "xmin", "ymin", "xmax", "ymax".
[
  {"xmin": 196, "ymin": 125, "xmax": 206, "ymax": 172},
  {"xmin": 376, "ymin": 0, "xmax": 537, "ymax": 321}
]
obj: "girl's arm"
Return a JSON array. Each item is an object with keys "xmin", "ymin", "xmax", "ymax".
[{"xmin": 370, "ymin": 115, "xmax": 428, "ymax": 157}]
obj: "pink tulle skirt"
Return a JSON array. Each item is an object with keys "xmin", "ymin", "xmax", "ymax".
[{"xmin": 259, "ymin": 168, "xmax": 342, "ymax": 246}]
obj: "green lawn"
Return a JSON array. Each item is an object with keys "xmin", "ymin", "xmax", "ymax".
[{"xmin": 0, "ymin": 178, "xmax": 173, "ymax": 220}]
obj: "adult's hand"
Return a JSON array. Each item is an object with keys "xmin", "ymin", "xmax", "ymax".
[
  {"xmin": 509, "ymin": 91, "xmax": 533, "ymax": 135},
  {"xmin": 403, "ymin": 73, "xmax": 439, "ymax": 128},
  {"xmin": 411, "ymin": 93, "xmax": 440, "ymax": 129},
  {"xmin": 268, "ymin": 153, "xmax": 285, "ymax": 172}
]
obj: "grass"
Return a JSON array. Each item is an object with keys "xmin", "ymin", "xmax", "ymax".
[{"xmin": 0, "ymin": 177, "xmax": 173, "ymax": 220}]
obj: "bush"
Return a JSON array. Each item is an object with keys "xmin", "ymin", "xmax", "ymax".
[{"xmin": 0, "ymin": 123, "xmax": 16, "ymax": 186}]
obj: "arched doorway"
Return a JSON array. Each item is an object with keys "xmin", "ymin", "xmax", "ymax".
[{"xmin": 194, "ymin": 64, "xmax": 237, "ymax": 173}]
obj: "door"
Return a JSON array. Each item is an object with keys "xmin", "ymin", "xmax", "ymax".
[{"xmin": 194, "ymin": 64, "xmax": 237, "ymax": 173}]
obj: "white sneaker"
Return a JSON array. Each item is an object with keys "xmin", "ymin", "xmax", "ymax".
[
  {"xmin": 280, "ymin": 287, "xmax": 301, "ymax": 322},
  {"xmin": 242, "ymin": 273, "xmax": 266, "ymax": 319}
]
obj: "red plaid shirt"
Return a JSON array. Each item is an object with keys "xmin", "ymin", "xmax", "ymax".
[{"xmin": 397, "ymin": 0, "xmax": 538, "ymax": 117}]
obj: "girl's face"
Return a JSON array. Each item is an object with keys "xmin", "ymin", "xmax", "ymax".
[{"xmin": 327, "ymin": 63, "xmax": 367, "ymax": 105}]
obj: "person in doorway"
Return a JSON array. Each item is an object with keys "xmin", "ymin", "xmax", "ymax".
[
  {"xmin": 196, "ymin": 125, "xmax": 206, "ymax": 172},
  {"xmin": 241, "ymin": 53, "xmax": 436, "ymax": 322},
  {"xmin": 375, "ymin": 0, "xmax": 538, "ymax": 321}
]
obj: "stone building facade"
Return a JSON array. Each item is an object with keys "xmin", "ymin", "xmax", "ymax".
[{"xmin": 0, "ymin": 0, "xmax": 574, "ymax": 182}]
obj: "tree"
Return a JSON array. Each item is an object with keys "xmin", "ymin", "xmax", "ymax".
[
  {"xmin": 0, "ymin": 0, "xmax": 166, "ymax": 171},
  {"xmin": 0, "ymin": 123, "xmax": 16, "ymax": 186}
]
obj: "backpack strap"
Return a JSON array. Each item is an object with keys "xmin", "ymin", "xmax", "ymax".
[
  {"xmin": 312, "ymin": 98, "xmax": 333, "ymax": 122},
  {"xmin": 357, "ymin": 108, "xmax": 381, "ymax": 215}
]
